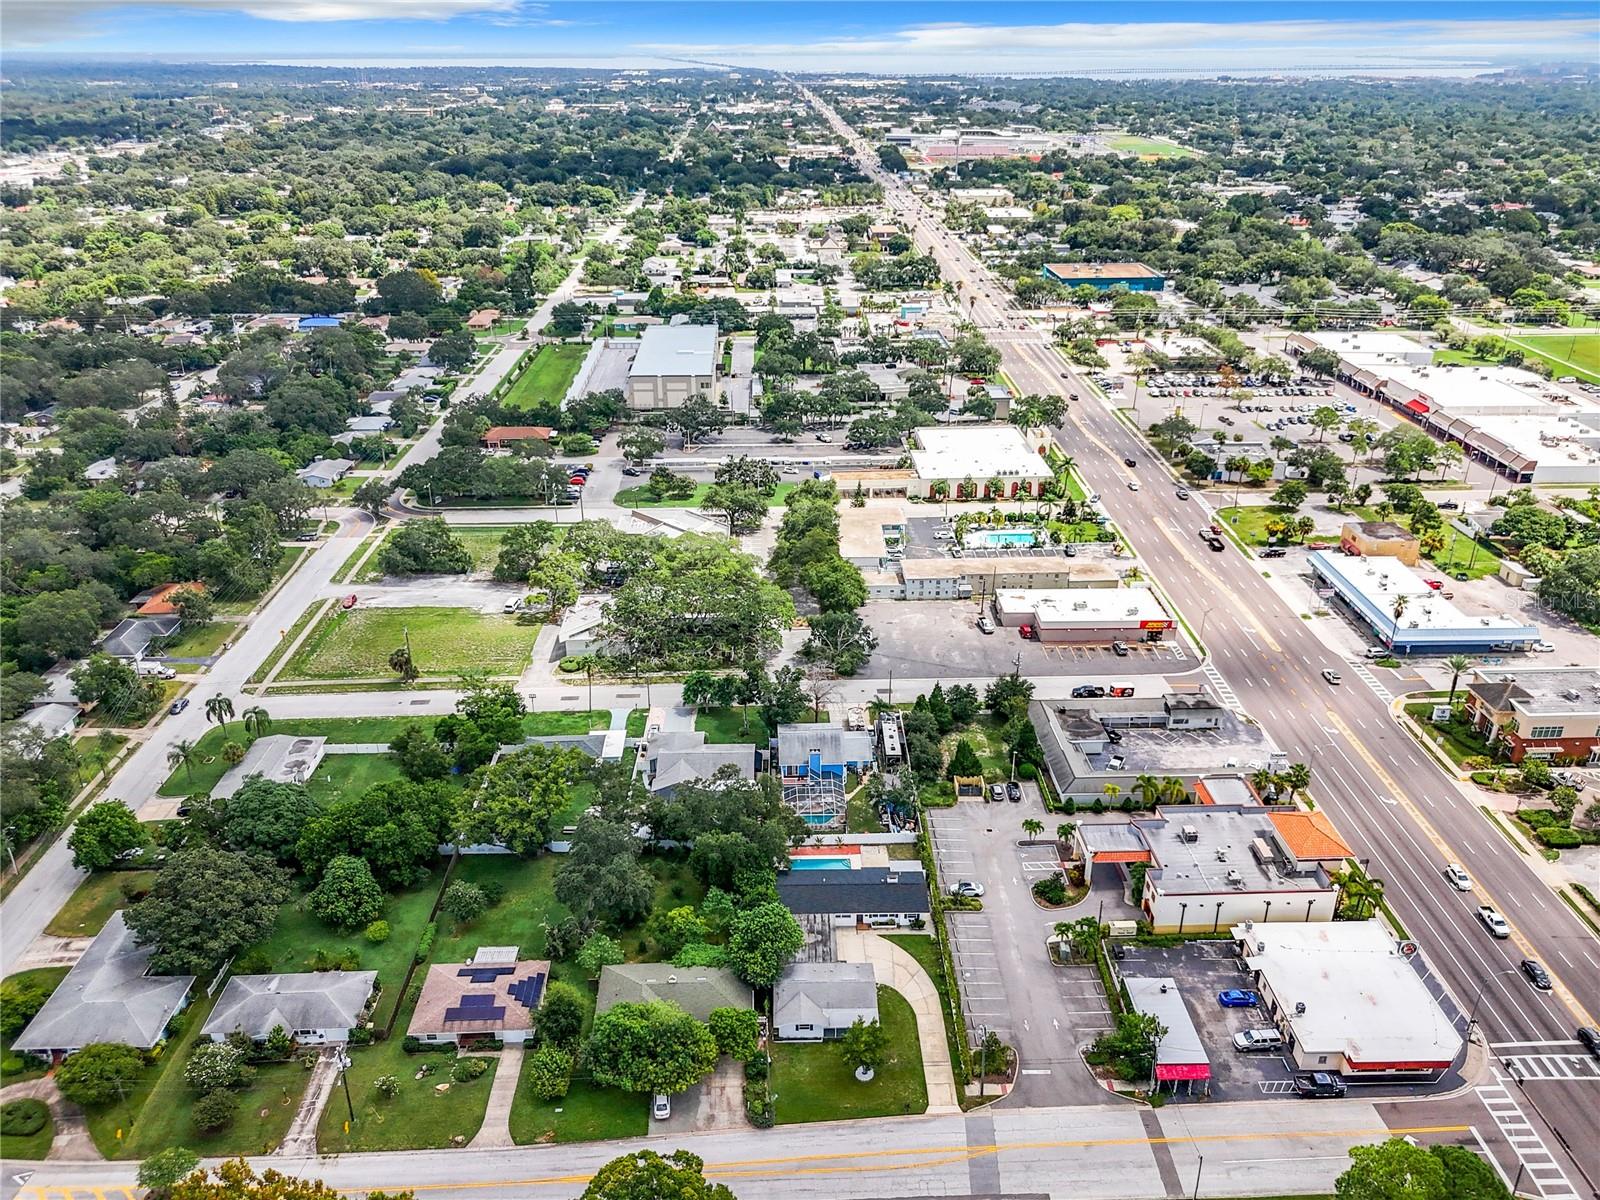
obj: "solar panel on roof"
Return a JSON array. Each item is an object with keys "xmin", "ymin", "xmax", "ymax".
[
  {"xmin": 460, "ymin": 993, "xmax": 495, "ymax": 1008},
  {"xmin": 456, "ymin": 966, "xmax": 515, "ymax": 982},
  {"xmin": 508, "ymin": 972, "xmax": 545, "ymax": 1010},
  {"xmin": 443, "ymin": 1005, "xmax": 506, "ymax": 1023}
]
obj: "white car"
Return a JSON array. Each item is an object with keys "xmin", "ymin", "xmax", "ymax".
[
  {"xmin": 1127, "ymin": 480, "xmax": 1140, "ymax": 491},
  {"xmin": 1443, "ymin": 863, "xmax": 1473, "ymax": 891},
  {"xmin": 950, "ymin": 880, "xmax": 985, "ymax": 899},
  {"xmin": 977, "ymin": 615, "xmax": 994, "ymax": 634},
  {"xmin": 652, "ymin": 1093, "xmax": 671, "ymax": 1120},
  {"xmin": 1531, "ymin": 641, "xmax": 1556, "ymax": 653}
]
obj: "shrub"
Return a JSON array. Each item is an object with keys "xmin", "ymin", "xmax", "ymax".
[
  {"xmin": 55, "ymin": 1043, "xmax": 146, "ymax": 1106},
  {"xmin": 364, "ymin": 920, "xmax": 391, "ymax": 944},
  {"xmin": 536, "ymin": 981, "xmax": 586, "ymax": 1050},
  {"xmin": 414, "ymin": 921, "xmax": 437, "ymax": 964},
  {"xmin": 306, "ymin": 947, "xmax": 361, "ymax": 972},
  {"xmin": 373, "ymin": 1074, "xmax": 400, "ymax": 1099},
  {"xmin": 1032, "ymin": 872, "xmax": 1069, "ymax": 906},
  {"xmin": 0, "ymin": 1098, "xmax": 48, "ymax": 1137},
  {"xmin": 308, "ymin": 855, "xmax": 384, "ymax": 931},
  {"xmin": 744, "ymin": 1088, "xmax": 774, "ymax": 1128},
  {"xmin": 191, "ymin": 1088, "xmax": 239, "ymax": 1132},
  {"xmin": 0, "ymin": 975, "xmax": 58, "ymax": 1040},
  {"xmin": 743, "ymin": 1051, "xmax": 770, "ymax": 1082},
  {"xmin": 184, "ymin": 1042, "xmax": 250, "ymax": 1092},
  {"xmin": 451, "ymin": 1056, "xmax": 490, "ymax": 1083},
  {"xmin": 526, "ymin": 1044, "xmax": 573, "ymax": 1100},
  {"xmin": 1058, "ymin": 796, "xmax": 1076, "ymax": 814}
]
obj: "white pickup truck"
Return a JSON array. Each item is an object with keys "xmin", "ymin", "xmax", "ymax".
[{"xmin": 1477, "ymin": 905, "xmax": 1511, "ymax": 939}]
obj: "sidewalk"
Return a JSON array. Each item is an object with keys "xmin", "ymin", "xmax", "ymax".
[
  {"xmin": 467, "ymin": 1044, "xmax": 523, "ymax": 1149},
  {"xmin": 835, "ymin": 929, "xmax": 960, "ymax": 1113}
]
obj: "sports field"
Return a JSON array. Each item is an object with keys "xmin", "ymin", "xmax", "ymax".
[
  {"xmin": 1107, "ymin": 134, "xmax": 1195, "ymax": 158},
  {"xmin": 502, "ymin": 343, "xmax": 586, "ymax": 410},
  {"xmin": 1507, "ymin": 333, "xmax": 1600, "ymax": 385}
]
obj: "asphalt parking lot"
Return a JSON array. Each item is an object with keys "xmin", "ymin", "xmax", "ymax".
[
  {"xmin": 859, "ymin": 599, "xmax": 1194, "ymax": 681},
  {"xmin": 1116, "ymin": 941, "xmax": 1295, "ymax": 1102},
  {"xmin": 930, "ymin": 791, "xmax": 1114, "ymax": 1106}
]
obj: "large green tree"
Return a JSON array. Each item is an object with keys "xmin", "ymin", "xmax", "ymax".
[
  {"xmin": 68, "ymin": 800, "xmax": 148, "ymax": 871},
  {"xmin": 456, "ymin": 744, "xmax": 587, "ymax": 854},
  {"xmin": 584, "ymin": 1001, "xmax": 719, "ymax": 1095},
  {"xmin": 54, "ymin": 1042, "xmax": 147, "ymax": 1107},
  {"xmin": 725, "ymin": 902, "xmax": 805, "ymax": 987},
  {"xmin": 307, "ymin": 855, "xmax": 385, "ymax": 930},
  {"xmin": 220, "ymin": 778, "xmax": 319, "ymax": 865},
  {"xmin": 126, "ymin": 847, "xmax": 289, "ymax": 976},
  {"xmin": 1335, "ymin": 1139, "xmax": 1448, "ymax": 1200},
  {"xmin": 579, "ymin": 1150, "xmax": 736, "ymax": 1200}
]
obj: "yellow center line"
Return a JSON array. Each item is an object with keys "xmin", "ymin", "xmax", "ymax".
[
  {"xmin": 1323, "ymin": 708, "xmax": 1597, "ymax": 1030},
  {"xmin": 14, "ymin": 1125, "xmax": 1471, "ymax": 1199}
]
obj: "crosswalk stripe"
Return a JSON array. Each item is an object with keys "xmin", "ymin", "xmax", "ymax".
[{"xmin": 1348, "ymin": 660, "xmax": 1396, "ymax": 704}]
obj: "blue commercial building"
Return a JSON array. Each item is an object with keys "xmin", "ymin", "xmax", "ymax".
[
  {"xmin": 1309, "ymin": 550, "xmax": 1539, "ymax": 655},
  {"xmin": 1042, "ymin": 262, "xmax": 1166, "ymax": 292}
]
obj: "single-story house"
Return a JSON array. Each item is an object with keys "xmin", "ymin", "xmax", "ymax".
[
  {"xmin": 642, "ymin": 731, "xmax": 755, "ymax": 796},
  {"xmin": 296, "ymin": 458, "xmax": 355, "ymax": 489},
  {"xmin": 135, "ymin": 582, "xmax": 207, "ymax": 617},
  {"xmin": 481, "ymin": 425, "xmax": 554, "ymax": 451},
  {"xmin": 202, "ymin": 971, "xmax": 376, "ymax": 1045},
  {"xmin": 775, "ymin": 722, "xmax": 875, "ymax": 782},
  {"xmin": 555, "ymin": 597, "xmax": 606, "ymax": 656},
  {"xmin": 83, "ymin": 457, "xmax": 119, "ymax": 483},
  {"xmin": 13, "ymin": 912, "xmax": 195, "ymax": 1059},
  {"xmin": 344, "ymin": 415, "xmax": 392, "ymax": 435},
  {"xmin": 596, "ymin": 964, "xmax": 752, "ymax": 1023},
  {"xmin": 103, "ymin": 615, "xmax": 181, "ymax": 661},
  {"xmin": 407, "ymin": 948, "xmax": 550, "ymax": 1045},
  {"xmin": 777, "ymin": 867, "xmax": 931, "ymax": 929},
  {"xmin": 773, "ymin": 962, "xmax": 878, "ymax": 1041},
  {"xmin": 465, "ymin": 308, "xmax": 501, "ymax": 331},
  {"xmin": 14, "ymin": 702, "xmax": 81, "ymax": 741},
  {"xmin": 211, "ymin": 734, "xmax": 327, "ymax": 800}
]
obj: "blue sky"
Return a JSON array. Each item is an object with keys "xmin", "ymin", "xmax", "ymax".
[{"xmin": 6, "ymin": 0, "xmax": 1597, "ymax": 73}]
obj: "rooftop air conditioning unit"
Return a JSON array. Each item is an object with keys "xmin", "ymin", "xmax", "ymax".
[
  {"xmin": 1216, "ymin": 848, "xmax": 1228, "ymax": 862},
  {"xmin": 1180, "ymin": 825, "xmax": 1199, "ymax": 843},
  {"xmin": 885, "ymin": 872, "xmax": 899, "ymax": 884},
  {"xmin": 1227, "ymin": 869, "xmax": 1244, "ymax": 887},
  {"xmin": 1295, "ymin": 1001, "xmax": 1307, "ymax": 1016},
  {"xmin": 1563, "ymin": 690, "xmax": 1582, "ymax": 701}
]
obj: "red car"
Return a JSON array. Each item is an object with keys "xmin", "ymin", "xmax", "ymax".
[
  {"xmin": 1019, "ymin": 624, "xmax": 1037, "ymax": 641},
  {"xmin": 341, "ymin": 594, "xmax": 358, "ymax": 609},
  {"xmin": 1425, "ymin": 579, "xmax": 1444, "ymax": 590}
]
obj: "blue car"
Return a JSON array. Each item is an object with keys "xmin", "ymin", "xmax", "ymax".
[{"xmin": 1218, "ymin": 989, "xmax": 1260, "ymax": 1008}]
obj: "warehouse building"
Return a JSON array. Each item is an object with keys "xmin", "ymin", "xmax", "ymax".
[
  {"xmin": 1309, "ymin": 550, "xmax": 1540, "ymax": 654},
  {"xmin": 626, "ymin": 323, "xmax": 719, "ymax": 410},
  {"xmin": 1234, "ymin": 921, "xmax": 1463, "ymax": 1079},
  {"xmin": 1041, "ymin": 262, "xmax": 1166, "ymax": 292}
]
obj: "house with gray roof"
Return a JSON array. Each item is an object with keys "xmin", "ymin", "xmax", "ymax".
[
  {"xmin": 103, "ymin": 614, "xmax": 181, "ymax": 661},
  {"xmin": 202, "ymin": 971, "xmax": 376, "ymax": 1045},
  {"xmin": 774, "ymin": 962, "xmax": 878, "ymax": 1041},
  {"xmin": 642, "ymin": 731, "xmax": 755, "ymax": 796},
  {"xmin": 596, "ymin": 964, "xmax": 752, "ymax": 1023},
  {"xmin": 776, "ymin": 867, "xmax": 931, "ymax": 929},
  {"xmin": 211, "ymin": 734, "xmax": 326, "ymax": 799},
  {"xmin": 13, "ymin": 912, "xmax": 194, "ymax": 1059},
  {"xmin": 776, "ymin": 722, "xmax": 875, "ymax": 783},
  {"xmin": 13, "ymin": 702, "xmax": 80, "ymax": 742}
]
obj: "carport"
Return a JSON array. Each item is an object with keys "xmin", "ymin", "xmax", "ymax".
[{"xmin": 1126, "ymin": 976, "xmax": 1210, "ymax": 1097}]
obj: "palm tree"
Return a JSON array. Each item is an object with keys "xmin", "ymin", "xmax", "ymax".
[
  {"xmin": 1249, "ymin": 767, "xmax": 1278, "ymax": 797},
  {"xmin": 1134, "ymin": 773, "xmax": 1162, "ymax": 809},
  {"xmin": 1022, "ymin": 818, "xmax": 1044, "ymax": 844},
  {"xmin": 240, "ymin": 705, "xmax": 271, "ymax": 742},
  {"xmin": 1389, "ymin": 594, "xmax": 1409, "ymax": 646},
  {"xmin": 1056, "ymin": 822, "xmax": 1077, "ymax": 854},
  {"xmin": 389, "ymin": 646, "xmax": 418, "ymax": 684},
  {"xmin": 1281, "ymin": 762, "xmax": 1312, "ymax": 800},
  {"xmin": 867, "ymin": 697, "xmax": 895, "ymax": 722},
  {"xmin": 929, "ymin": 479, "xmax": 949, "ymax": 502},
  {"xmin": 1102, "ymin": 783, "xmax": 1122, "ymax": 804},
  {"xmin": 167, "ymin": 739, "xmax": 197, "ymax": 783},
  {"xmin": 1444, "ymin": 654, "xmax": 1473, "ymax": 706},
  {"xmin": 985, "ymin": 475, "xmax": 1005, "ymax": 501},
  {"xmin": 1158, "ymin": 776, "xmax": 1189, "ymax": 806},
  {"xmin": 204, "ymin": 693, "xmax": 234, "ymax": 735},
  {"xmin": 1337, "ymin": 869, "xmax": 1386, "ymax": 920}
]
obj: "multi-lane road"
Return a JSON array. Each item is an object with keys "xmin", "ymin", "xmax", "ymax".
[{"xmin": 805, "ymin": 83, "xmax": 1599, "ymax": 1198}]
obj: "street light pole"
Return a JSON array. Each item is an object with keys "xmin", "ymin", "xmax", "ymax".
[
  {"xmin": 1465, "ymin": 969, "xmax": 1517, "ymax": 1041},
  {"xmin": 1192, "ymin": 1153, "xmax": 1205, "ymax": 1200}
]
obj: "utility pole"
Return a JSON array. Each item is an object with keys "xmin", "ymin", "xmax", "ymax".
[{"xmin": 337, "ymin": 1048, "xmax": 355, "ymax": 1129}]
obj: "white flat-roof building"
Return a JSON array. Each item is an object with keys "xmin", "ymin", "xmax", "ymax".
[
  {"xmin": 906, "ymin": 425, "xmax": 1053, "ymax": 500},
  {"xmin": 1309, "ymin": 549, "xmax": 1539, "ymax": 654},
  {"xmin": 1234, "ymin": 921, "xmax": 1463, "ymax": 1078},
  {"xmin": 1287, "ymin": 331, "xmax": 1431, "ymax": 367},
  {"xmin": 993, "ymin": 586, "xmax": 1174, "ymax": 644},
  {"xmin": 626, "ymin": 323, "xmax": 719, "ymax": 410},
  {"xmin": 1126, "ymin": 976, "xmax": 1210, "ymax": 1091},
  {"xmin": 212, "ymin": 734, "xmax": 327, "ymax": 799}
]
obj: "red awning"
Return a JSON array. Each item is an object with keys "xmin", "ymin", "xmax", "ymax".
[
  {"xmin": 1156, "ymin": 1063, "xmax": 1211, "ymax": 1081},
  {"xmin": 1403, "ymin": 398, "xmax": 1430, "ymax": 415}
]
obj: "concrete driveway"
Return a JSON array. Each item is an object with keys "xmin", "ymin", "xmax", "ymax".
[
  {"xmin": 655, "ymin": 1058, "xmax": 747, "ymax": 1134},
  {"xmin": 930, "ymin": 790, "xmax": 1114, "ymax": 1106}
]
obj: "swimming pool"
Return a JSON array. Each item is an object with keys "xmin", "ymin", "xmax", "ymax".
[
  {"xmin": 789, "ymin": 856, "xmax": 853, "ymax": 871},
  {"xmin": 967, "ymin": 529, "xmax": 1039, "ymax": 549}
]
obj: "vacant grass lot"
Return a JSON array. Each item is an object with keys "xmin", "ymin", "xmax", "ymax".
[
  {"xmin": 693, "ymin": 707, "xmax": 822, "ymax": 746},
  {"xmin": 614, "ymin": 482, "xmax": 798, "ymax": 509},
  {"xmin": 1508, "ymin": 333, "xmax": 1600, "ymax": 384},
  {"xmin": 154, "ymin": 620, "xmax": 241, "ymax": 660},
  {"xmin": 158, "ymin": 717, "xmax": 433, "ymax": 796},
  {"xmin": 303, "ymin": 753, "xmax": 412, "ymax": 804},
  {"xmin": 771, "ymin": 986, "xmax": 926, "ymax": 1123},
  {"xmin": 509, "ymin": 1074, "xmax": 646, "ymax": 1145},
  {"xmin": 45, "ymin": 870, "xmax": 156, "ymax": 938},
  {"xmin": 282, "ymin": 607, "xmax": 541, "ymax": 680},
  {"xmin": 502, "ymin": 344, "xmax": 586, "ymax": 410}
]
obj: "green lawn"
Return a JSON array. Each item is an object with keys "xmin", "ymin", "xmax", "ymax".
[
  {"xmin": 247, "ymin": 872, "xmax": 442, "ymax": 1031},
  {"xmin": 1216, "ymin": 505, "xmax": 1304, "ymax": 548},
  {"xmin": 153, "ymin": 620, "xmax": 241, "ymax": 660},
  {"xmin": 502, "ymin": 344, "xmax": 587, "ymax": 410},
  {"xmin": 614, "ymin": 483, "xmax": 797, "ymax": 509},
  {"xmin": 0, "ymin": 1106, "xmax": 53, "ymax": 1160},
  {"xmin": 303, "ymin": 754, "xmax": 413, "ymax": 805},
  {"xmin": 1508, "ymin": 333, "xmax": 1600, "ymax": 384},
  {"xmin": 45, "ymin": 870, "xmax": 156, "ymax": 938},
  {"xmin": 883, "ymin": 933, "xmax": 966, "ymax": 1087},
  {"xmin": 771, "ymin": 986, "xmax": 927, "ymax": 1124},
  {"xmin": 942, "ymin": 716, "xmax": 1010, "ymax": 782},
  {"xmin": 250, "ymin": 602, "xmax": 326, "ymax": 683},
  {"xmin": 357, "ymin": 526, "xmax": 518, "ymax": 582},
  {"xmin": 694, "ymin": 706, "xmax": 821, "ymax": 745},
  {"xmin": 281, "ymin": 607, "xmax": 542, "ymax": 681},
  {"xmin": 1, "ymin": 967, "xmax": 67, "ymax": 1087},
  {"xmin": 523, "ymin": 710, "xmax": 611, "ymax": 736},
  {"xmin": 1426, "ymin": 524, "xmax": 1503, "ymax": 580},
  {"xmin": 74, "ymin": 731, "xmax": 127, "ymax": 780},
  {"xmin": 509, "ymin": 1073, "xmax": 646, "ymax": 1145},
  {"xmin": 431, "ymin": 856, "xmax": 568, "ymax": 963},
  {"xmin": 1403, "ymin": 702, "xmax": 1499, "ymax": 766},
  {"xmin": 1108, "ymin": 134, "xmax": 1195, "ymax": 157},
  {"xmin": 158, "ymin": 718, "xmax": 437, "ymax": 797},
  {"xmin": 316, "ymin": 1032, "xmax": 498, "ymax": 1152}
]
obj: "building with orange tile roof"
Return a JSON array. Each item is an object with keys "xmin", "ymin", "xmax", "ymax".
[
  {"xmin": 1268, "ymin": 810, "xmax": 1353, "ymax": 869},
  {"xmin": 135, "ymin": 582, "xmax": 206, "ymax": 616}
]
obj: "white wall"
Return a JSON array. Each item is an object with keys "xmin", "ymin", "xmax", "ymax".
[{"xmin": 1145, "ymin": 888, "xmax": 1337, "ymax": 934}]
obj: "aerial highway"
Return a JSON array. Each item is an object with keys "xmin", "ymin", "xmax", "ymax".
[{"xmin": 804, "ymin": 82, "xmax": 1600, "ymax": 1200}]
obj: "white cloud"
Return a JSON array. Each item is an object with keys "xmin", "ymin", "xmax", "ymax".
[
  {"xmin": 637, "ymin": 17, "xmax": 1600, "ymax": 72},
  {"xmin": 3, "ymin": 0, "xmax": 529, "ymax": 46}
]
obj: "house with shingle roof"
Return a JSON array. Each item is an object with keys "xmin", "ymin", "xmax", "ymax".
[
  {"xmin": 773, "ymin": 962, "xmax": 878, "ymax": 1041},
  {"xmin": 596, "ymin": 964, "xmax": 751, "ymax": 1023},
  {"xmin": 202, "ymin": 971, "xmax": 376, "ymax": 1045}
]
